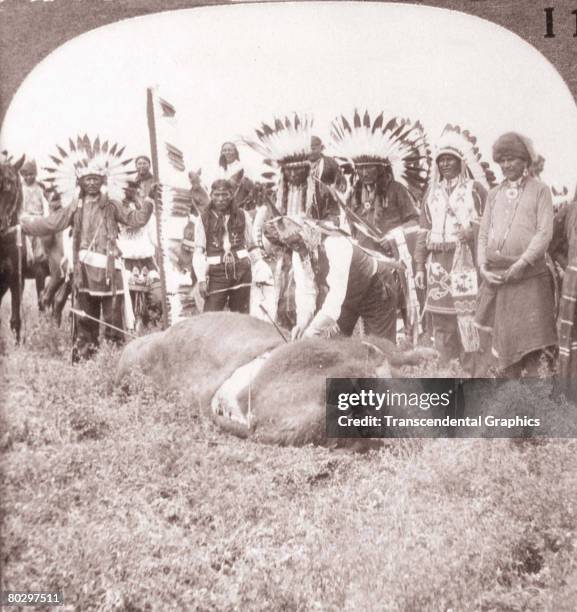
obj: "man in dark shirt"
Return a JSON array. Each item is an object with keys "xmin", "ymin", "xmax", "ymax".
[
  {"xmin": 193, "ymin": 179, "xmax": 271, "ymax": 313},
  {"xmin": 348, "ymin": 162, "xmax": 419, "ymax": 251},
  {"xmin": 345, "ymin": 162, "xmax": 420, "ymax": 343}
]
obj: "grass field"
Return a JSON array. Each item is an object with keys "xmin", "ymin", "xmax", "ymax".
[{"xmin": 2, "ymin": 286, "xmax": 577, "ymax": 611}]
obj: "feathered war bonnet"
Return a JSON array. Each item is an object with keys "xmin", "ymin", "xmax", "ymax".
[
  {"xmin": 43, "ymin": 135, "xmax": 134, "ymax": 204},
  {"xmin": 433, "ymin": 124, "xmax": 496, "ymax": 190},
  {"xmin": 243, "ymin": 114, "xmax": 314, "ymax": 172},
  {"xmin": 329, "ymin": 110, "xmax": 432, "ymax": 201},
  {"xmin": 242, "ymin": 114, "xmax": 316, "ymax": 213}
]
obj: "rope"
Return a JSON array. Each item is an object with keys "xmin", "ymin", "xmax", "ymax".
[{"xmin": 70, "ymin": 308, "xmax": 137, "ymax": 339}]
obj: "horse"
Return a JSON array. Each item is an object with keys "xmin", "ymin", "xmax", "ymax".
[
  {"xmin": 0, "ymin": 156, "xmax": 67, "ymax": 340},
  {"xmin": 0, "ymin": 154, "xmax": 25, "ymax": 341}
]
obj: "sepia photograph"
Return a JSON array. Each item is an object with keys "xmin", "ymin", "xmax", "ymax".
[{"xmin": 1, "ymin": 1, "xmax": 577, "ymax": 609}]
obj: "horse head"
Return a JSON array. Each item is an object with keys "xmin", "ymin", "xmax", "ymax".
[
  {"xmin": 0, "ymin": 154, "xmax": 24, "ymax": 233},
  {"xmin": 252, "ymin": 181, "xmax": 276, "ymax": 209}
]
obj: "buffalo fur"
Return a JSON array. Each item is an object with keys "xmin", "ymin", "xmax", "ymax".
[
  {"xmin": 117, "ymin": 312, "xmax": 436, "ymax": 449},
  {"xmin": 117, "ymin": 312, "xmax": 284, "ymax": 406}
]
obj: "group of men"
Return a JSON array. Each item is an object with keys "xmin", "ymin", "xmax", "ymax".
[
  {"xmin": 15, "ymin": 113, "xmax": 572, "ymax": 379},
  {"xmin": 190, "ymin": 116, "xmax": 562, "ymax": 379}
]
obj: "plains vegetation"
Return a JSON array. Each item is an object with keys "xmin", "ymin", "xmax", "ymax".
[{"xmin": 2, "ymin": 290, "xmax": 577, "ymax": 611}]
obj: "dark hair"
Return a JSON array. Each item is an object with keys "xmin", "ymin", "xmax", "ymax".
[
  {"xmin": 218, "ymin": 142, "xmax": 240, "ymax": 170},
  {"xmin": 281, "ymin": 166, "xmax": 310, "ymax": 216},
  {"xmin": 211, "ymin": 179, "xmax": 233, "ymax": 192},
  {"xmin": 135, "ymin": 155, "xmax": 151, "ymax": 165},
  {"xmin": 208, "ymin": 179, "xmax": 241, "ymax": 221},
  {"xmin": 352, "ymin": 165, "xmax": 392, "ymax": 222}
]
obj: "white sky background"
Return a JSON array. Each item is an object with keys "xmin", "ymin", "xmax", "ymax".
[{"xmin": 2, "ymin": 2, "xmax": 577, "ymax": 192}]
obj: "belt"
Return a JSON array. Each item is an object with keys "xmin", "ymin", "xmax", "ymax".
[
  {"xmin": 79, "ymin": 249, "xmax": 123, "ymax": 270},
  {"xmin": 207, "ymin": 249, "xmax": 249, "ymax": 265}
]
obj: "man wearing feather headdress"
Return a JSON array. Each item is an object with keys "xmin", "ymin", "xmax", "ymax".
[
  {"xmin": 414, "ymin": 125, "xmax": 490, "ymax": 372},
  {"xmin": 245, "ymin": 116, "xmax": 340, "ymax": 224},
  {"xmin": 330, "ymin": 111, "xmax": 431, "ymax": 343},
  {"xmin": 20, "ymin": 137, "xmax": 153, "ymax": 361},
  {"xmin": 330, "ymin": 112, "xmax": 427, "ymax": 247},
  {"xmin": 243, "ymin": 115, "xmax": 340, "ymax": 329},
  {"xmin": 475, "ymin": 132, "xmax": 556, "ymax": 377}
]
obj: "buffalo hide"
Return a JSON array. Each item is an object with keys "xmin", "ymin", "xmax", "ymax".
[{"xmin": 117, "ymin": 312, "xmax": 433, "ymax": 448}]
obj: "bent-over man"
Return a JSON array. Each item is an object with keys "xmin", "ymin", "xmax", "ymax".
[{"xmin": 264, "ymin": 217, "xmax": 395, "ymax": 340}]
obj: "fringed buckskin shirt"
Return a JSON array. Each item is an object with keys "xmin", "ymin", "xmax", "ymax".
[{"xmin": 21, "ymin": 193, "xmax": 153, "ymax": 295}]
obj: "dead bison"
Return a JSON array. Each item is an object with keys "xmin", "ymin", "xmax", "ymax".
[{"xmin": 117, "ymin": 312, "xmax": 435, "ymax": 447}]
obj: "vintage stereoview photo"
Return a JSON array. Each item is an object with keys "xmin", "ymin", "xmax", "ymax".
[{"xmin": 2, "ymin": 1, "xmax": 577, "ymax": 610}]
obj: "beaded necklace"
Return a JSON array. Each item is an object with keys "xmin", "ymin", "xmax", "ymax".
[{"xmin": 490, "ymin": 175, "xmax": 527, "ymax": 253}]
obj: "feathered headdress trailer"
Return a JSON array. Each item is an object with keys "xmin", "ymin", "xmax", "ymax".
[
  {"xmin": 329, "ymin": 110, "xmax": 432, "ymax": 202},
  {"xmin": 432, "ymin": 124, "xmax": 496, "ymax": 190},
  {"xmin": 42, "ymin": 135, "xmax": 134, "ymax": 205},
  {"xmin": 242, "ymin": 114, "xmax": 318, "ymax": 214}
]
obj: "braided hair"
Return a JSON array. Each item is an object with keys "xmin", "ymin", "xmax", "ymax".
[
  {"xmin": 352, "ymin": 164, "xmax": 393, "ymax": 225},
  {"xmin": 280, "ymin": 166, "xmax": 310, "ymax": 216}
]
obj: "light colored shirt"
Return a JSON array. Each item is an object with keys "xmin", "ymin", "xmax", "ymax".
[
  {"xmin": 477, "ymin": 177, "xmax": 553, "ymax": 267},
  {"xmin": 320, "ymin": 236, "xmax": 354, "ymax": 321},
  {"xmin": 22, "ymin": 182, "xmax": 49, "ymax": 217}
]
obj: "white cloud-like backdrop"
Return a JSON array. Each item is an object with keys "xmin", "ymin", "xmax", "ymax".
[{"xmin": 2, "ymin": 2, "xmax": 576, "ymax": 192}]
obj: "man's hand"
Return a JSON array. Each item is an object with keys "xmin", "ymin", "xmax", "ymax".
[
  {"xmin": 378, "ymin": 236, "xmax": 392, "ymax": 252},
  {"xmin": 415, "ymin": 271, "xmax": 426, "ymax": 290},
  {"xmin": 188, "ymin": 169, "xmax": 202, "ymax": 189},
  {"xmin": 182, "ymin": 221, "xmax": 195, "ymax": 253},
  {"xmin": 480, "ymin": 264, "xmax": 504, "ymax": 285},
  {"xmin": 504, "ymin": 258, "xmax": 528, "ymax": 283},
  {"xmin": 148, "ymin": 182, "xmax": 162, "ymax": 200},
  {"xmin": 3, "ymin": 223, "xmax": 20, "ymax": 235},
  {"xmin": 303, "ymin": 313, "xmax": 340, "ymax": 339},
  {"xmin": 198, "ymin": 281, "xmax": 208, "ymax": 299},
  {"xmin": 291, "ymin": 324, "xmax": 306, "ymax": 342},
  {"xmin": 456, "ymin": 226, "xmax": 474, "ymax": 243}
]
